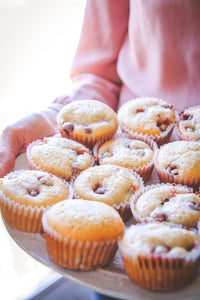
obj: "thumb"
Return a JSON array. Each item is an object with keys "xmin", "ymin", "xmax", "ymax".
[
  {"xmin": 0, "ymin": 146, "xmax": 16, "ymax": 178},
  {"xmin": 0, "ymin": 125, "xmax": 22, "ymax": 178}
]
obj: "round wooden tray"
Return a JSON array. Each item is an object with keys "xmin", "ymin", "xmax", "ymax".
[{"xmin": 3, "ymin": 151, "xmax": 200, "ymax": 300}]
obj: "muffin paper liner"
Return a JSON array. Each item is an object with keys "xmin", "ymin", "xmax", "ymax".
[
  {"xmin": 0, "ymin": 169, "xmax": 72, "ymax": 232},
  {"xmin": 42, "ymin": 213, "xmax": 118, "ymax": 270},
  {"xmin": 154, "ymin": 148, "xmax": 200, "ymax": 191},
  {"xmin": 175, "ymin": 105, "xmax": 200, "ymax": 142},
  {"xmin": 26, "ymin": 139, "xmax": 94, "ymax": 182},
  {"xmin": 119, "ymin": 253, "xmax": 200, "ymax": 291},
  {"xmin": 117, "ymin": 100, "xmax": 176, "ymax": 146},
  {"xmin": 118, "ymin": 222, "xmax": 200, "ymax": 291},
  {"xmin": 130, "ymin": 183, "xmax": 196, "ymax": 226},
  {"xmin": 93, "ymin": 132, "xmax": 158, "ymax": 182},
  {"xmin": 0, "ymin": 192, "xmax": 48, "ymax": 232},
  {"xmin": 59, "ymin": 127, "xmax": 117, "ymax": 150},
  {"xmin": 72, "ymin": 169, "xmax": 144, "ymax": 222}
]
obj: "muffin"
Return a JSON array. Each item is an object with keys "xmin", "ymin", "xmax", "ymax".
[
  {"xmin": 118, "ymin": 97, "xmax": 176, "ymax": 145},
  {"xmin": 42, "ymin": 199, "xmax": 124, "ymax": 270},
  {"xmin": 118, "ymin": 223, "xmax": 200, "ymax": 291},
  {"xmin": 95, "ymin": 137, "xmax": 156, "ymax": 182},
  {"xmin": 73, "ymin": 164, "xmax": 143, "ymax": 221},
  {"xmin": 131, "ymin": 183, "xmax": 200, "ymax": 228},
  {"xmin": 176, "ymin": 106, "xmax": 200, "ymax": 141},
  {"xmin": 154, "ymin": 141, "xmax": 200, "ymax": 190},
  {"xmin": 57, "ymin": 100, "xmax": 118, "ymax": 148},
  {"xmin": 0, "ymin": 170, "xmax": 69, "ymax": 232},
  {"xmin": 27, "ymin": 137, "xmax": 93, "ymax": 181}
]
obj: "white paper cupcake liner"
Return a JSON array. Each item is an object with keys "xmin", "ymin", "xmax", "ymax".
[
  {"xmin": 118, "ymin": 251, "xmax": 200, "ymax": 291},
  {"xmin": 42, "ymin": 212, "xmax": 118, "ymax": 270},
  {"xmin": 0, "ymin": 169, "xmax": 72, "ymax": 232},
  {"xmin": 0, "ymin": 191, "xmax": 48, "ymax": 232},
  {"xmin": 59, "ymin": 127, "xmax": 117, "ymax": 150},
  {"xmin": 118, "ymin": 222, "xmax": 200, "ymax": 290}
]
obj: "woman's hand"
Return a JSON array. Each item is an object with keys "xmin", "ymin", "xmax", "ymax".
[{"xmin": 0, "ymin": 108, "xmax": 58, "ymax": 177}]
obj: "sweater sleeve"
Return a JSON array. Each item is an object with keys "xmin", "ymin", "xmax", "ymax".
[{"xmin": 50, "ymin": 0, "xmax": 129, "ymax": 112}]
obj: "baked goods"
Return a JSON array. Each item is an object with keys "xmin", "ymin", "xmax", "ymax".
[
  {"xmin": 176, "ymin": 106, "xmax": 200, "ymax": 141},
  {"xmin": 118, "ymin": 223, "xmax": 200, "ymax": 291},
  {"xmin": 27, "ymin": 137, "xmax": 93, "ymax": 181},
  {"xmin": 154, "ymin": 140, "xmax": 200, "ymax": 190},
  {"xmin": 118, "ymin": 97, "xmax": 176, "ymax": 145},
  {"xmin": 57, "ymin": 100, "xmax": 118, "ymax": 148},
  {"xmin": 131, "ymin": 183, "xmax": 200, "ymax": 227},
  {"xmin": 0, "ymin": 170, "xmax": 69, "ymax": 232},
  {"xmin": 95, "ymin": 137, "xmax": 156, "ymax": 182},
  {"xmin": 73, "ymin": 164, "xmax": 143, "ymax": 221},
  {"xmin": 42, "ymin": 199, "xmax": 124, "ymax": 270}
]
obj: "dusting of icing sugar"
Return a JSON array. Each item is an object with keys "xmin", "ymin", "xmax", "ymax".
[
  {"xmin": 178, "ymin": 106, "xmax": 200, "ymax": 141},
  {"xmin": 157, "ymin": 141, "xmax": 200, "ymax": 177},
  {"xmin": 73, "ymin": 165, "xmax": 141, "ymax": 206},
  {"xmin": 98, "ymin": 138, "xmax": 153, "ymax": 168},
  {"xmin": 1, "ymin": 170, "xmax": 69, "ymax": 206},
  {"xmin": 118, "ymin": 223, "xmax": 200, "ymax": 258},
  {"xmin": 46, "ymin": 199, "xmax": 121, "ymax": 226},
  {"xmin": 57, "ymin": 100, "xmax": 117, "ymax": 126},
  {"xmin": 118, "ymin": 98, "xmax": 175, "ymax": 136},
  {"xmin": 28, "ymin": 137, "xmax": 92, "ymax": 178}
]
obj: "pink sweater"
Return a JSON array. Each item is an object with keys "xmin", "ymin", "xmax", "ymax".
[{"xmin": 52, "ymin": 0, "xmax": 200, "ymax": 112}]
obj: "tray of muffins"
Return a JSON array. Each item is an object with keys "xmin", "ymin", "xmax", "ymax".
[{"xmin": 1, "ymin": 98, "xmax": 200, "ymax": 300}]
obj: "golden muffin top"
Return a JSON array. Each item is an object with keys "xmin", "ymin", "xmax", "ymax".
[
  {"xmin": 43, "ymin": 199, "xmax": 124, "ymax": 241},
  {"xmin": 57, "ymin": 100, "xmax": 118, "ymax": 139}
]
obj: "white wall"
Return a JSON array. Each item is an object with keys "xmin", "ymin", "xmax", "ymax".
[{"xmin": 0, "ymin": 0, "xmax": 85, "ymax": 130}]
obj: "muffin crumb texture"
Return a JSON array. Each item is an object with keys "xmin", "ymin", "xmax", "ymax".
[
  {"xmin": 45, "ymin": 199, "xmax": 124, "ymax": 241},
  {"xmin": 119, "ymin": 223, "xmax": 200, "ymax": 258},
  {"xmin": 134, "ymin": 185, "xmax": 200, "ymax": 226}
]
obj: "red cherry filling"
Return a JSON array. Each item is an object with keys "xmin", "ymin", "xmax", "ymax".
[
  {"xmin": 62, "ymin": 122, "xmax": 74, "ymax": 136},
  {"xmin": 161, "ymin": 198, "xmax": 170, "ymax": 205},
  {"xmin": 154, "ymin": 213, "xmax": 167, "ymax": 222},
  {"xmin": 157, "ymin": 118, "xmax": 170, "ymax": 132},
  {"xmin": 160, "ymin": 104, "xmax": 173, "ymax": 109},
  {"xmin": 76, "ymin": 149, "xmax": 88, "ymax": 155},
  {"xmin": 166, "ymin": 164, "xmax": 179, "ymax": 176},
  {"xmin": 93, "ymin": 183, "xmax": 106, "ymax": 194},
  {"xmin": 84, "ymin": 126, "xmax": 92, "ymax": 134},
  {"xmin": 184, "ymin": 125, "xmax": 195, "ymax": 132},
  {"xmin": 27, "ymin": 187, "xmax": 40, "ymax": 197},
  {"xmin": 186, "ymin": 243, "xmax": 197, "ymax": 251},
  {"xmin": 151, "ymin": 244, "xmax": 171, "ymax": 255},
  {"xmin": 180, "ymin": 113, "xmax": 193, "ymax": 121},
  {"xmin": 136, "ymin": 108, "xmax": 145, "ymax": 113},
  {"xmin": 130, "ymin": 185, "xmax": 136, "ymax": 192},
  {"xmin": 189, "ymin": 201, "xmax": 200, "ymax": 211}
]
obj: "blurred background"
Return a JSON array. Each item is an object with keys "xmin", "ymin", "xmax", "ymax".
[{"xmin": 0, "ymin": 1, "xmax": 91, "ymax": 299}]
